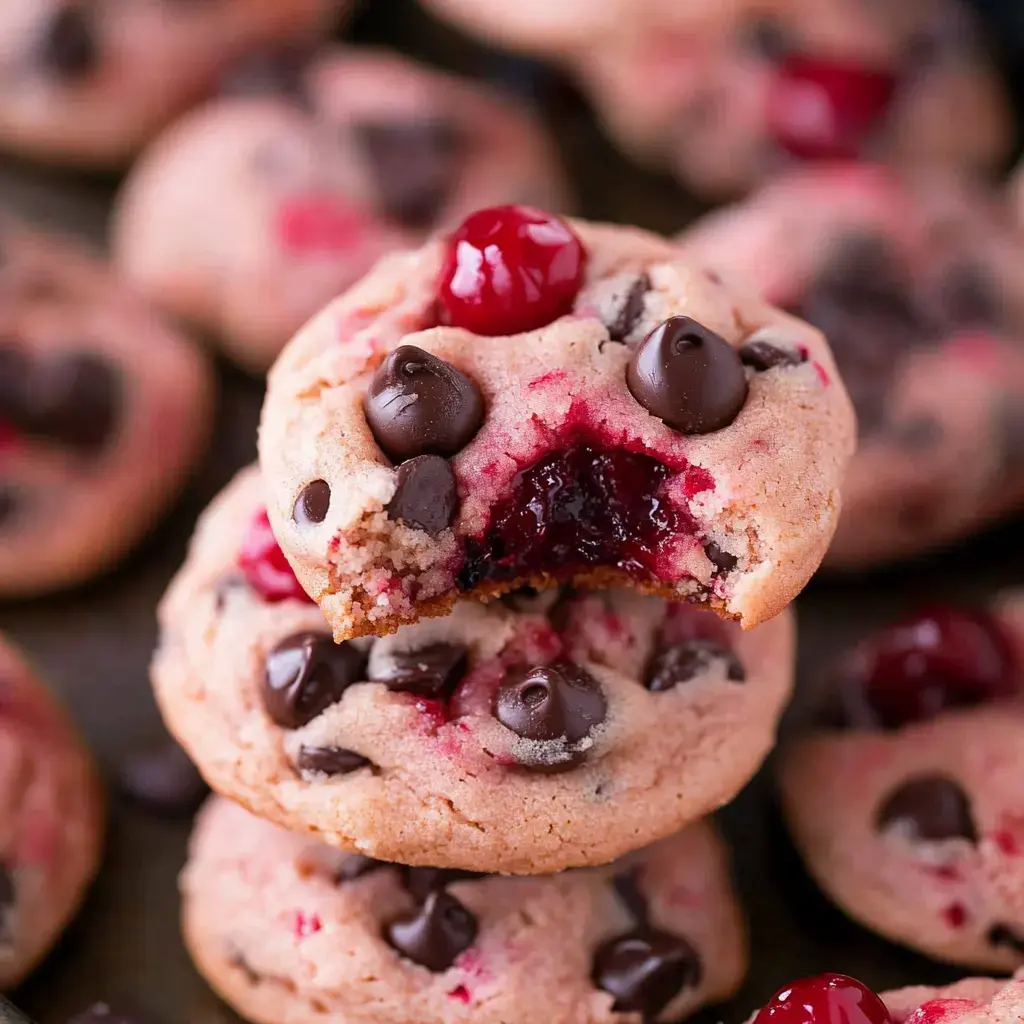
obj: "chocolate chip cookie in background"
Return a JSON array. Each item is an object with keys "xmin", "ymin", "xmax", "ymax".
[
  {"xmin": 419, "ymin": 0, "xmax": 1011, "ymax": 200},
  {"xmin": 258, "ymin": 205, "xmax": 854, "ymax": 642},
  {"xmin": 152, "ymin": 464, "xmax": 794, "ymax": 873},
  {"xmin": 679, "ymin": 165, "xmax": 1024, "ymax": 570},
  {"xmin": 0, "ymin": 633, "xmax": 104, "ymax": 988},
  {"xmin": 777, "ymin": 592, "xmax": 1024, "ymax": 970},
  {"xmin": 181, "ymin": 796, "xmax": 746, "ymax": 1024},
  {"xmin": 111, "ymin": 48, "xmax": 571, "ymax": 374},
  {"xmin": 0, "ymin": 220, "xmax": 214, "ymax": 597},
  {"xmin": 0, "ymin": 0, "xmax": 341, "ymax": 169}
]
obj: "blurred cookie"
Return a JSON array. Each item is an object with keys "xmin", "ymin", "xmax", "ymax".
[
  {"xmin": 182, "ymin": 796, "xmax": 747, "ymax": 1024},
  {"xmin": 0, "ymin": 219, "xmax": 214, "ymax": 596},
  {"xmin": 0, "ymin": 0, "xmax": 338, "ymax": 167},
  {"xmin": 680, "ymin": 165, "xmax": 1024, "ymax": 568},
  {"xmin": 112, "ymin": 47, "xmax": 571, "ymax": 372}
]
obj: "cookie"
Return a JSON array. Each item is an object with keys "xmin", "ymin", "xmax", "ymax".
[
  {"xmin": 778, "ymin": 594, "xmax": 1024, "ymax": 970},
  {"xmin": 112, "ymin": 47, "xmax": 571, "ymax": 373},
  {"xmin": 425, "ymin": 0, "xmax": 1011, "ymax": 199},
  {"xmin": 0, "ymin": 219, "xmax": 214, "ymax": 596},
  {"xmin": 153, "ymin": 464, "xmax": 795, "ymax": 873},
  {"xmin": 181, "ymin": 796, "xmax": 747, "ymax": 1024},
  {"xmin": 680, "ymin": 165, "xmax": 1024, "ymax": 569},
  {"xmin": 0, "ymin": 633, "xmax": 104, "ymax": 987},
  {"xmin": 258, "ymin": 206, "xmax": 854, "ymax": 641},
  {"xmin": 0, "ymin": 0, "xmax": 338, "ymax": 168}
]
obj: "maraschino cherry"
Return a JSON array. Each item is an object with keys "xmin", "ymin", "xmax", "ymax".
[
  {"xmin": 753, "ymin": 973, "xmax": 892, "ymax": 1024},
  {"xmin": 238, "ymin": 509, "xmax": 313, "ymax": 603},
  {"xmin": 437, "ymin": 205, "xmax": 586, "ymax": 336}
]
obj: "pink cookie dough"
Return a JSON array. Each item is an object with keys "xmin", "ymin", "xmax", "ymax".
[
  {"xmin": 0, "ymin": 218, "xmax": 215, "ymax": 597},
  {"xmin": 0, "ymin": 0, "xmax": 338, "ymax": 168},
  {"xmin": 182, "ymin": 796, "xmax": 747, "ymax": 1024},
  {"xmin": 112, "ymin": 47, "xmax": 571, "ymax": 372},
  {"xmin": 778, "ymin": 593, "xmax": 1024, "ymax": 970},
  {"xmin": 153, "ymin": 465, "xmax": 795, "ymax": 874},
  {"xmin": 258, "ymin": 213, "xmax": 854, "ymax": 642},
  {"xmin": 680, "ymin": 165, "xmax": 1024, "ymax": 569},
  {"xmin": 0, "ymin": 633, "xmax": 104, "ymax": 988}
]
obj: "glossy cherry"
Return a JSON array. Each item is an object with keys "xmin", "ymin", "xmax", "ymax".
[
  {"xmin": 767, "ymin": 55, "xmax": 897, "ymax": 160},
  {"xmin": 753, "ymin": 973, "xmax": 892, "ymax": 1024},
  {"xmin": 238, "ymin": 509, "xmax": 313, "ymax": 604},
  {"xmin": 436, "ymin": 205, "xmax": 586, "ymax": 336},
  {"xmin": 834, "ymin": 606, "xmax": 1016, "ymax": 730}
]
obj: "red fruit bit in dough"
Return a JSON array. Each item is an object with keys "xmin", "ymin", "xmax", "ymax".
[
  {"xmin": 275, "ymin": 195, "xmax": 369, "ymax": 255},
  {"xmin": 293, "ymin": 911, "xmax": 322, "ymax": 938},
  {"xmin": 905, "ymin": 1001, "xmax": 980, "ymax": 1024},
  {"xmin": 437, "ymin": 205, "xmax": 587, "ymax": 336},
  {"xmin": 238, "ymin": 509, "xmax": 314, "ymax": 604},
  {"xmin": 447, "ymin": 985, "xmax": 471, "ymax": 1003},
  {"xmin": 942, "ymin": 903, "xmax": 967, "ymax": 929},
  {"xmin": 753, "ymin": 973, "xmax": 892, "ymax": 1024}
]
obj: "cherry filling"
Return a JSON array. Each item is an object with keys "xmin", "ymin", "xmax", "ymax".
[
  {"xmin": 458, "ymin": 445, "xmax": 686, "ymax": 590},
  {"xmin": 832, "ymin": 606, "xmax": 1017, "ymax": 730},
  {"xmin": 767, "ymin": 55, "xmax": 898, "ymax": 160},
  {"xmin": 238, "ymin": 509, "xmax": 314, "ymax": 604}
]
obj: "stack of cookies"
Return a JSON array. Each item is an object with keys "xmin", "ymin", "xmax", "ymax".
[{"xmin": 152, "ymin": 204, "xmax": 856, "ymax": 1023}]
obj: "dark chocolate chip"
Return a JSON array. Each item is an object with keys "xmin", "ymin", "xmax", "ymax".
[
  {"xmin": 40, "ymin": 5, "xmax": 99, "ymax": 81},
  {"xmin": 369, "ymin": 642, "xmax": 467, "ymax": 698},
  {"xmin": 592, "ymin": 929, "xmax": 702, "ymax": 1016},
  {"xmin": 117, "ymin": 740, "xmax": 208, "ymax": 817},
  {"xmin": 294, "ymin": 479, "xmax": 331, "ymax": 524},
  {"xmin": 645, "ymin": 638, "xmax": 745, "ymax": 691},
  {"xmin": 262, "ymin": 632, "xmax": 368, "ymax": 729},
  {"xmin": 494, "ymin": 661, "xmax": 607, "ymax": 764},
  {"xmin": 402, "ymin": 867, "xmax": 483, "ymax": 902},
  {"xmin": 606, "ymin": 274, "xmax": 650, "ymax": 343},
  {"xmin": 987, "ymin": 923, "xmax": 1024, "ymax": 954},
  {"xmin": 384, "ymin": 890, "xmax": 478, "ymax": 972},
  {"xmin": 939, "ymin": 262, "xmax": 1002, "ymax": 329},
  {"xmin": 875, "ymin": 776, "xmax": 976, "ymax": 843},
  {"xmin": 0, "ymin": 488, "xmax": 20, "ymax": 530},
  {"xmin": 386, "ymin": 455, "xmax": 459, "ymax": 535},
  {"xmin": 295, "ymin": 746, "xmax": 372, "ymax": 776},
  {"xmin": 704, "ymin": 540, "xmax": 738, "ymax": 573},
  {"xmin": 364, "ymin": 345, "xmax": 483, "ymax": 463},
  {"xmin": 738, "ymin": 340, "xmax": 805, "ymax": 371},
  {"xmin": 0, "ymin": 865, "xmax": 15, "ymax": 946},
  {"xmin": 335, "ymin": 854, "xmax": 389, "ymax": 883},
  {"xmin": 611, "ymin": 871, "xmax": 649, "ymax": 926},
  {"xmin": 627, "ymin": 316, "xmax": 748, "ymax": 434},
  {"xmin": 354, "ymin": 120, "xmax": 465, "ymax": 229}
]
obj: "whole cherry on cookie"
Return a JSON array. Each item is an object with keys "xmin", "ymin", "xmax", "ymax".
[
  {"xmin": 436, "ymin": 205, "xmax": 587, "ymax": 336},
  {"xmin": 753, "ymin": 973, "xmax": 892, "ymax": 1024}
]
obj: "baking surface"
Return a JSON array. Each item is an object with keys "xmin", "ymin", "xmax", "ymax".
[{"xmin": 1, "ymin": 0, "xmax": 1023, "ymax": 1019}]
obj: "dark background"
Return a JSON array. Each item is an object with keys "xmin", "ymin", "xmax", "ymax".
[{"xmin": 1, "ymin": 1, "xmax": 1023, "ymax": 1021}]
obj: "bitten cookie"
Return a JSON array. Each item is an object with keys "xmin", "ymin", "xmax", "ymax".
[
  {"xmin": 182, "ymin": 797, "xmax": 747, "ymax": 1024},
  {"xmin": 0, "ymin": 633, "xmax": 104, "ymax": 987},
  {"xmin": 680, "ymin": 165, "xmax": 1024, "ymax": 569},
  {"xmin": 0, "ymin": 0, "xmax": 337, "ymax": 168},
  {"xmin": 422, "ymin": 0, "xmax": 1011, "ymax": 199},
  {"xmin": 153, "ymin": 465, "xmax": 795, "ymax": 874},
  {"xmin": 259, "ymin": 206, "xmax": 854, "ymax": 641},
  {"xmin": 112, "ymin": 47, "xmax": 570, "ymax": 373},
  {"xmin": 778, "ymin": 594, "xmax": 1024, "ymax": 970},
  {"xmin": 0, "ymin": 219, "xmax": 214, "ymax": 597}
]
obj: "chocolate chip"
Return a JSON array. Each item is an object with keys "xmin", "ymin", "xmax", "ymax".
[
  {"xmin": 987, "ymin": 923, "xmax": 1024, "ymax": 954},
  {"xmin": 606, "ymin": 274, "xmax": 650, "ymax": 343},
  {"xmin": 355, "ymin": 120, "xmax": 465, "ymax": 229},
  {"xmin": 262, "ymin": 632, "xmax": 368, "ymax": 729},
  {"xmin": 295, "ymin": 746, "xmax": 372, "ymax": 776},
  {"xmin": 939, "ymin": 262, "xmax": 1002, "ymax": 328},
  {"xmin": 646, "ymin": 638, "xmax": 745, "ymax": 691},
  {"xmin": 364, "ymin": 345, "xmax": 483, "ymax": 463},
  {"xmin": 738, "ymin": 340, "xmax": 805, "ymax": 371},
  {"xmin": 40, "ymin": 5, "xmax": 98, "ymax": 80},
  {"xmin": 0, "ymin": 488, "xmax": 20, "ymax": 530},
  {"xmin": 116, "ymin": 740, "xmax": 208, "ymax": 816},
  {"xmin": 384, "ymin": 890, "xmax": 478, "ymax": 971},
  {"xmin": 386, "ymin": 455, "xmax": 459, "ymax": 535},
  {"xmin": 627, "ymin": 316, "xmax": 748, "ymax": 434},
  {"xmin": 402, "ymin": 867, "xmax": 483, "ymax": 902},
  {"xmin": 494, "ymin": 662, "xmax": 607, "ymax": 765},
  {"xmin": 611, "ymin": 871, "xmax": 649, "ymax": 925},
  {"xmin": 0, "ymin": 865, "xmax": 15, "ymax": 946},
  {"xmin": 592, "ymin": 929, "xmax": 702, "ymax": 1016},
  {"xmin": 875, "ymin": 776, "xmax": 976, "ymax": 843},
  {"xmin": 335, "ymin": 854, "xmax": 389, "ymax": 883},
  {"xmin": 369, "ymin": 642, "xmax": 467, "ymax": 698},
  {"xmin": 704, "ymin": 540, "xmax": 738, "ymax": 573},
  {"xmin": 293, "ymin": 480, "xmax": 331, "ymax": 524}
]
